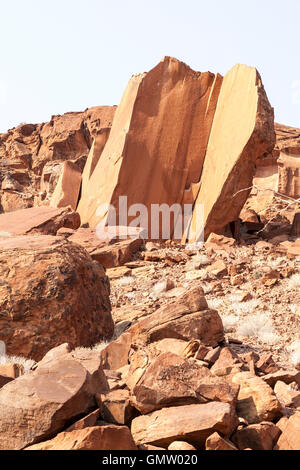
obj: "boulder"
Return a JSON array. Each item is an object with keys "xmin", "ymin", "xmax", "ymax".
[
  {"xmin": 97, "ymin": 389, "xmax": 136, "ymax": 425},
  {"xmin": 275, "ymin": 412, "xmax": 300, "ymax": 450},
  {"xmin": 0, "ymin": 206, "xmax": 80, "ymax": 236},
  {"xmin": 77, "ymin": 57, "xmax": 222, "ymax": 233},
  {"xmin": 25, "ymin": 425, "xmax": 137, "ymax": 450},
  {"xmin": 187, "ymin": 64, "xmax": 275, "ymax": 241},
  {"xmin": 205, "ymin": 432, "xmax": 238, "ymax": 450},
  {"xmin": 232, "ymin": 422, "xmax": 281, "ymax": 450},
  {"xmin": 129, "ymin": 287, "xmax": 224, "ymax": 346},
  {"xmin": 232, "ymin": 372, "xmax": 282, "ymax": 424},
  {"xmin": 131, "ymin": 402, "xmax": 238, "ymax": 449},
  {"xmin": 0, "ymin": 354, "xmax": 109, "ymax": 450},
  {"xmin": 168, "ymin": 441, "xmax": 197, "ymax": 451},
  {"xmin": 0, "ymin": 236, "xmax": 113, "ymax": 360},
  {"xmin": 131, "ymin": 352, "xmax": 239, "ymax": 414},
  {"xmin": 50, "ymin": 161, "xmax": 82, "ymax": 210},
  {"xmin": 68, "ymin": 227, "xmax": 144, "ymax": 268}
]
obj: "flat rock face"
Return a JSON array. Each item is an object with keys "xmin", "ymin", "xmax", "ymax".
[
  {"xmin": 25, "ymin": 425, "xmax": 137, "ymax": 451},
  {"xmin": 0, "ymin": 236, "xmax": 113, "ymax": 360},
  {"xmin": 50, "ymin": 161, "xmax": 82, "ymax": 210},
  {"xmin": 131, "ymin": 402, "xmax": 239, "ymax": 448},
  {"xmin": 0, "ymin": 106, "xmax": 116, "ymax": 212},
  {"xmin": 0, "ymin": 205, "xmax": 80, "ymax": 236},
  {"xmin": 0, "ymin": 353, "xmax": 109, "ymax": 450},
  {"xmin": 188, "ymin": 64, "xmax": 275, "ymax": 241},
  {"xmin": 77, "ymin": 57, "xmax": 223, "ymax": 232},
  {"xmin": 76, "ymin": 58, "xmax": 274, "ymax": 242}
]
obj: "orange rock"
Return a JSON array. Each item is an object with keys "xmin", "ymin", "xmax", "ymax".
[
  {"xmin": 131, "ymin": 352, "xmax": 239, "ymax": 414},
  {"xmin": 0, "ymin": 205, "xmax": 80, "ymax": 236},
  {"xmin": 25, "ymin": 425, "xmax": 137, "ymax": 450},
  {"xmin": 129, "ymin": 287, "xmax": 224, "ymax": 347},
  {"xmin": 232, "ymin": 372, "xmax": 282, "ymax": 424},
  {"xmin": 0, "ymin": 235, "xmax": 113, "ymax": 360},
  {"xmin": 50, "ymin": 160, "xmax": 82, "ymax": 210},
  {"xmin": 168, "ymin": 441, "xmax": 197, "ymax": 451},
  {"xmin": 100, "ymin": 332, "xmax": 132, "ymax": 370},
  {"xmin": 131, "ymin": 402, "xmax": 239, "ymax": 449},
  {"xmin": 98, "ymin": 389, "xmax": 136, "ymax": 425},
  {"xmin": 275, "ymin": 412, "xmax": 300, "ymax": 450},
  {"xmin": 81, "ymin": 129, "xmax": 111, "ymax": 197},
  {"xmin": 232, "ymin": 422, "xmax": 281, "ymax": 450},
  {"xmin": 205, "ymin": 432, "xmax": 237, "ymax": 450},
  {"xmin": 0, "ymin": 354, "xmax": 109, "ymax": 450},
  {"xmin": 77, "ymin": 57, "xmax": 222, "ymax": 235},
  {"xmin": 188, "ymin": 64, "xmax": 275, "ymax": 241}
]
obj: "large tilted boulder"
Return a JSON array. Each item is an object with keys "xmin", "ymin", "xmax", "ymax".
[
  {"xmin": 188, "ymin": 64, "xmax": 275, "ymax": 240},
  {"xmin": 0, "ymin": 235, "xmax": 113, "ymax": 360},
  {"xmin": 77, "ymin": 57, "xmax": 274, "ymax": 241},
  {"xmin": 0, "ymin": 349, "xmax": 109, "ymax": 450},
  {"xmin": 129, "ymin": 286, "xmax": 224, "ymax": 346},
  {"xmin": 77, "ymin": 56, "xmax": 223, "ymax": 231}
]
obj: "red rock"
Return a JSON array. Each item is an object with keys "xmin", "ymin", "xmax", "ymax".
[
  {"xmin": 0, "ymin": 235, "xmax": 113, "ymax": 360},
  {"xmin": 232, "ymin": 422, "xmax": 281, "ymax": 450},
  {"xmin": 0, "ymin": 107, "xmax": 116, "ymax": 213},
  {"xmin": 168, "ymin": 441, "xmax": 197, "ymax": 451},
  {"xmin": 65, "ymin": 409, "xmax": 101, "ymax": 432},
  {"xmin": 274, "ymin": 381, "xmax": 300, "ymax": 408},
  {"xmin": 211, "ymin": 347, "xmax": 246, "ymax": 377},
  {"xmin": 291, "ymin": 212, "xmax": 300, "ymax": 237},
  {"xmin": 206, "ymin": 260, "xmax": 228, "ymax": 277},
  {"xmin": 205, "ymin": 432, "xmax": 238, "ymax": 450},
  {"xmin": 69, "ymin": 227, "xmax": 144, "ymax": 268},
  {"xmin": 97, "ymin": 389, "xmax": 136, "ymax": 425},
  {"xmin": 25, "ymin": 425, "xmax": 137, "ymax": 450},
  {"xmin": 129, "ymin": 287, "xmax": 224, "ymax": 347},
  {"xmin": 131, "ymin": 352, "xmax": 239, "ymax": 414},
  {"xmin": 100, "ymin": 332, "xmax": 132, "ymax": 370},
  {"xmin": 232, "ymin": 372, "xmax": 282, "ymax": 424},
  {"xmin": 262, "ymin": 369, "xmax": 300, "ymax": 388},
  {"xmin": 77, "ymin": 57, "xmax": 222, "ymax": 234},
  {"xmin": 204, "ymin": 233, "xmax": 236, "ymax": 253},
  {"xmin": 275, "ymin": 412, "xmax": 300, "ymax": 450},
  {"xmin": 81, "ymin": 129, "xmax": 111, "ymax": 197},
  {"xmin": 131, "ymin": 402, "xmax": 238, "ymax": 449},
  {"xmin": 0, "ymin": 363, "xmax": 24, "ymax": 378},
  {"xmin": 188, "ymin": 64, "xmax": 275, "ymax": 241},
  {"xmin": 50, "ymin": 161, "xmax": 82, "ymax": 210},
  {"xmin": 0, "ymin": 354, "xmax": 109, "ymax": 450},
  {"xmin": 0, "ymin": 206, "xmax": 80, "ymax": 236}
]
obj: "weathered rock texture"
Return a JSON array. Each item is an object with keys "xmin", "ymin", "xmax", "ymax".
[
  {"xmin": 0, "ymin": 106, "xmax": 116, "ymax": 212},
  {"xmin": 0, "ymin": 236, "xmax": 113, "ymax": 360},
  {"xmin": 0, "ymin": 351, "xmax": 109, "ymax": 450},
  {"xmin": 188, "ymin": 64, "xmax": 275, "ymax": 240},
  {"xmin": 77, "ymin": 58, "xmax": 274, "ymax": 241}
]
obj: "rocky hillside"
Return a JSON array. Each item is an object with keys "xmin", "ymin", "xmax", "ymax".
[{"xmin": 0, "ymin": 57, "xmax": 299, "ymax": 451}]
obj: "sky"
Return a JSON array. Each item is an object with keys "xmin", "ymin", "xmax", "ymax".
[{"xmin": 0, "ymin": 0, "xmax": 300, "ymax": 133}]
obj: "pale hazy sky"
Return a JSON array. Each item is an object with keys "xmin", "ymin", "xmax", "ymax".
[{"xmin": 0, "ymin": 0, "xmax": 300, "ymax": 133}]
